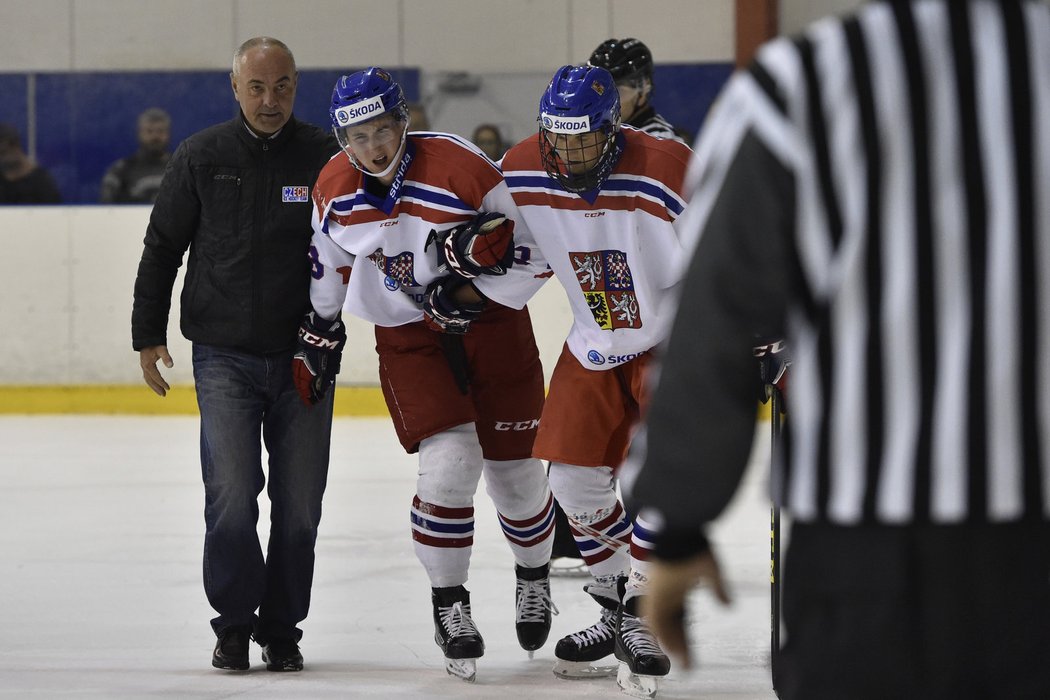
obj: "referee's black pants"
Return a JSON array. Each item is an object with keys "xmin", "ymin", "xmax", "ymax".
[{"xmin": 780, "ymin": 520, "xmax": 1050, "ymax": 700}]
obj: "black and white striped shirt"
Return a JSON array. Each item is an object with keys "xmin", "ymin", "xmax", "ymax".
[
  {"xmin": 623, "ymin": 0, "xmax": 1050, "ymax": 532},
  {"xmin": 626, "ymin": 105, "xmax": 688, "ymax": 144}
]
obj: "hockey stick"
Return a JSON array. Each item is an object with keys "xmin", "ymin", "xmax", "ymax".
[{"xmin": 770, "ymin": 386, "xmax": 783, "ymax": 697}]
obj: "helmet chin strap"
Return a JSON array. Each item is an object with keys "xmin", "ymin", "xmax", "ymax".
[{"xmin": 343, "ymin": 121, "xmax": 409, "ymax": 180}]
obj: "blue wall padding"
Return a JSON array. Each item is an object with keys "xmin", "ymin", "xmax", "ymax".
[{"xmin": 2, "ymin": 65, "xmax": 728, "ymax": 203}]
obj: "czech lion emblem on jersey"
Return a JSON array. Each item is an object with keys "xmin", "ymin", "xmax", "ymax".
[
  {"xmin": 570, "ymin": 249, "xmax": 641, "ymax": 331},
  {"xmin": 367, "ymin": 249, "xmax": 420, "ymax": 291}
]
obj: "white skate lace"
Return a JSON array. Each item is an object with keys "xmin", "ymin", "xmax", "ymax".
[
  {"xmin": 568, "ymin": 608, "xmax": 616, "ymax": 648},
  {"xmin": 620, "ymin": 613, "xmax": 664, "ymax": 657},
  {"xmin": 439, "ymin": 601, "xmax": 480, "ymax": 638},
  {"xmin": 515, "ymin": 578, "xmax": 560, "ymax": 623}
]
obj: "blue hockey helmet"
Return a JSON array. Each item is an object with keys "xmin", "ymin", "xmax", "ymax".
[
  {"xmin": 330, "ymin": 67, "xmax": 410, "ymax": 176},
  {"xmin": 538, "ymin": 64, "xmax": 622, "ymax": 193}
]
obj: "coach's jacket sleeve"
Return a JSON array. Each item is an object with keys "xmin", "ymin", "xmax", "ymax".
[
  {"xmin": 131, "ymin": 141, "xmax": 200, "ymax": 350},
  {"xmin": 623, "ymin": 131, "xmax": 799, "ymax": 555}
]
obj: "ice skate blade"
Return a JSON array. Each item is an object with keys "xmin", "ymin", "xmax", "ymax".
[
  {"xmin": 549, "ymin": 559, "xmax": 589, "ymax": 578},
  {"xmin": 445, "ymin": 657, "xmax": 477, "ymax": 682},
  {"xmin": 553, "ymin": 659, "xmax": 618, "ymax": 680},
  {"xmin": 616, "ymin": 661, "xmax": 660, "ymax": 699}
]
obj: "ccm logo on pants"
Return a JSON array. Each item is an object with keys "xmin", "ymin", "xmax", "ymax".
[{"xmin": 494, "ymin": 420, "xmax": 540, "ymax": 432}]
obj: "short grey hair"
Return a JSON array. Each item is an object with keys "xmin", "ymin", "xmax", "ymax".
[{"xmin": 232, "ymin": 37, "xmax": 296, "ymax": 75}]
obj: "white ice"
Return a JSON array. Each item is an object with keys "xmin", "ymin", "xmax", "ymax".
[{"xmin": 0, "ymin": 415, "xmax": 778, "ymax": 699}]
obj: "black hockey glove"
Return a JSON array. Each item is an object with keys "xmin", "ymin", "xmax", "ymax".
[
  {"xmin": 425, "ymin": 211, "xmax": 516, "ymax": 279},
  {"xmin": 292, "ymin": 311, "xmax": 347, "ymax": 406},
  {"xmin": 422, "ymin": 277, "xmax": 487, "ymax": 335},
  {"xmin": 752, "ymin": 338, "xmax": 790, "ymax": 404}
]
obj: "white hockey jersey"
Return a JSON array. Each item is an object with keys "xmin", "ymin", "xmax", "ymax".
[
  {"xmin": 476, "ymin": 128, "xmax": 692, "ymax": 370},
  {"xmin": 308, "ymin": 134, "xmax": 536, "ymax": 327}
]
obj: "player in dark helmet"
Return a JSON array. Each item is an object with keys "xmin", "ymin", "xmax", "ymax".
[{"xmin": 588, "ymin": 38, "xmax": 688, "ymax": 143}]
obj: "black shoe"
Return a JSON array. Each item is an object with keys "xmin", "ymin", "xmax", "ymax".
[
  {"xmin": 212, "ymin": 627, "xmax": 251, "ymax": 671},
  {"xmin": 261, "ymin": 638, "xmax": 304, "ymax": 672}
]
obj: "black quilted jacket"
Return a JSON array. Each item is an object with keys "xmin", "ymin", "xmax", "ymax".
[{"xmin": 132, "ymin": 114, "xmax": 337, "ymax": 354}]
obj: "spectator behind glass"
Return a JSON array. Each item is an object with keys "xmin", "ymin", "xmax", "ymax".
[
  {"xmin": 0, "ymin": 123, "xmax": 61, "ymax": 204},
  {"xmin": 471, "ymin": 123, "xmax": 505, "ymax": 162},
  {"xmin": 407, "ymin": 102, "xmax": 431, "ymax": 131},
  {"xmin": 100, "ymin": 107, "xmax": 172, "ymax": 203}
]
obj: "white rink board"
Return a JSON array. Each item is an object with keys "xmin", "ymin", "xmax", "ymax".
[{"xmin": 0, "ymin": 206, "xmax": 573, "ymax": 387}]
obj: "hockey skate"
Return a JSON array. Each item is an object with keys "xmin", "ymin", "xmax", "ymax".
[
  {"xmin": 515, "ymin": 563, "xmax": 559, "ymax": 656},
  {"xmin": 614, "ymin": 598, "xmax": 670, "ymax": 699},
  {"xmin": 432, "ymin": 586, "xmax": 485, "ymax": 682},
  {"xmin": 552, "ymin": 577, "xmax": 620, "ymax": 679}
]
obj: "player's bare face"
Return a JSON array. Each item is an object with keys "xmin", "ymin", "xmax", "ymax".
[
  {"xmin": 231, "ymin": 47, "xmax": 297, "ymax": 137},
  {"xmin": 344, "ymin": 114, "xmax": 405, "ymax": 180},
  {"xmin": 545, "ymin": 131, "xmax": 607, "ymax": 175}
]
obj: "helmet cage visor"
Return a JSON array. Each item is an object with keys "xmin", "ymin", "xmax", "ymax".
[{"xmin": 539, "ymin": 124, "xmax": 617, "ymax": 193}]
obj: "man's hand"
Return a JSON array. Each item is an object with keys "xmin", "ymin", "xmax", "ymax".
[
  {"xmin": 640, "ymin": 549, "xmax": 731, "ymax": 671},
  {"xmin": 422, "ymin": 277, "xmax": 487, "ymax": 334},
  {"xmin": 425, "ymin": 211, "xmax": 516, "ymax": 279},
  {"xmin": 292, "ymin": 311, "xmax": 347, "ymax": 406},
  {"xmin": 139, "ymin": 345, "xmax": 173, "ymax": 397}
]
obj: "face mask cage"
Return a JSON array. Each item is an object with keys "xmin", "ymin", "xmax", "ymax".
[{"xmin": 539, "ymin": 126, "xmax": 617, "ymax": 193}]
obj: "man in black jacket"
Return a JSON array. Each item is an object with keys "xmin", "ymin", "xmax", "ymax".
[{"xmin": 132, "ymin": 36, "xmax": 339, "ymax": 673}]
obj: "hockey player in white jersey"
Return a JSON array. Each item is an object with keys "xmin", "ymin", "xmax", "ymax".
[
  {"xmin": 438, "ymin": 64, "xmax": 692, "ymax": 699},
  {"xmin": 292, "ymin": 68, "xmax": 557, "ymax": 683},
  {"xmin": 588, "ymin": 38, "xmax": 689, "ymax": 144},
  {"xmin": 549, "ymin": 37, "xmax": 687, "ymax": 581}
]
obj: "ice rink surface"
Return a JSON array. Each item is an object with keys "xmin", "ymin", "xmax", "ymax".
[{"xmin": 0, "ymin": 415, "xmax": 778, "ymax": 699}]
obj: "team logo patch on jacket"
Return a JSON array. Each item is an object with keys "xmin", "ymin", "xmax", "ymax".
[
  {"xmin": 570, "ymin": 249, "xmax": 641, "ymax": 331},
  {"xmin": 282, "ymin": 185, "xmax": 310, "ymax": 202},
  {"xmin": 368, "ymin": 250, "xmax": 419, "ymax": 290}
]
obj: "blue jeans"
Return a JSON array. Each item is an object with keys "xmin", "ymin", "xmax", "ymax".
[{"xmin": 192, "ymin": 343, "xmax": 334, "ymax": 643}]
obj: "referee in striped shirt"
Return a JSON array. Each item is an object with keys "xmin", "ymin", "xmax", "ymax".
[{"xmin": 620, "ymin": 1, "xmax": 1050, "ymax": 697}]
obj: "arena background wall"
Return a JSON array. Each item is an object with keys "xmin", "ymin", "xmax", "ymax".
[{"xmin": 0, "ymin": 0, "xmax": 862, "ymax": 413}]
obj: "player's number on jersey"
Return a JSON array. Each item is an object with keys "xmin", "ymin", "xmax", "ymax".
[
  {"xmin": 308, "ymin": 245, "xmax": 351, "ymax": 284},
  {"xmin": 308, "ymin": 245, "xmax": 324, "ymax": 280}
]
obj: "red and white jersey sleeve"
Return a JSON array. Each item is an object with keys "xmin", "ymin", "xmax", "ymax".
[
  {"xmin": 307, "ymin": 133, "xmax": 536, "ymax": 327},
  {"xmin": 492, "ymin": 129, "xmax": 692, "ymax": 370}
]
